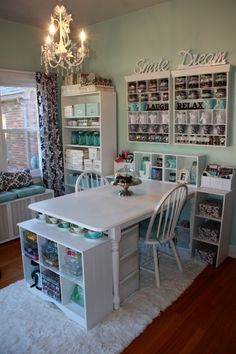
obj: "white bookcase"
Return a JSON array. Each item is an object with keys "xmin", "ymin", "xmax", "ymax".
[
  {"xmin": 133, "ymin": 151, "xmax": 206, "ymax": 187},
  {"xmin": 191, "ymin": 187, "xmax": 235, "ymax": 266},
  {"xmin": 172, "ymin": 64, "xmax": 231, "ymax": 147},
  {"xmin": 61, "ymin": 86, "xmax": 117, "ymax": 193},
  {"xmin": 125, "ymin": 71, "xmax": 171, "ymax": 144},
  {"xmin": 18, "ymin": 219, "xmax": 113, "ymax": 330}
]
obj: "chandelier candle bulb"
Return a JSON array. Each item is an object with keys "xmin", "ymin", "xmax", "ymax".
[{"xmin": 41, "ymin": 3, "xmax": 89, "ymax": 74}]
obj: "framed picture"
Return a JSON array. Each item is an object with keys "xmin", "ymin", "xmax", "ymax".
[{"xmin": 178, "ymin": 168, "xmax": 190, "ymax": 184}]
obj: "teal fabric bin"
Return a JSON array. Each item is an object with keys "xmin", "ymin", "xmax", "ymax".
[
  {"xmin": 73, "ymin": 104, "xmax": 86, "ymax": 117},
  {"xmin": 86, "ymin": 103, "xmax": 100, "ymax": 116}
]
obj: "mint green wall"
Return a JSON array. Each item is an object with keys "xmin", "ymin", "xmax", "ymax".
[
  {"xmin": 87, "ymin": 0, "xmax": 236, "ymax": 245},
  {"xmin": 0, "ymin": 0, "xmax": 236, "ymax": 245},
  {"xmin": 0, "ymin": 19, "xmax": 43, "ymax": 71}
]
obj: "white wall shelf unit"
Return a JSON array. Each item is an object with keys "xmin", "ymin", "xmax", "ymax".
[
  {"xmin": 18, "ymin": 218, "xmax": 113, "ymax": 330},
  {"xmin": 61, "ymin": 86, "xmax": 117, "ymax": 193},
  {"xmin": 172, "ymin": 64, "xmax": 231, "ymax": 147},
  {"xmin": 125, "ymin": 71, "xmax": 171, "ymax": 144},
  {"xmin": 133, "ymin": 151, "xmax": 206, "ymax": 187},
  {"xmin": 191, "ymin": 187, "xmax": 235, "ymax": 266}
]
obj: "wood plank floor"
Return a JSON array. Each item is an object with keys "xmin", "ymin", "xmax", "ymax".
[{"xmin": 1, "ymin": 239, "xmax": 236, "ymax": 353}]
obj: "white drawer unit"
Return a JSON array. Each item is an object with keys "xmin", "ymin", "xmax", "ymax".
[
  {"xmin": 18, "ymin": 219, "xmax": 113, "ymax": 330},
  {"xmin": 119, "ymin": 224, "xmax": 139, "ymax": 302}
]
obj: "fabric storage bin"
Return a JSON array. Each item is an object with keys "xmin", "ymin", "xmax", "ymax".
[
  {"xmin": 88, "ymin": 148, "xmax": 100, "ymax": 160},
  {"xmin": 84, "ymin": 159, "xmax": 93, "ymax": 170},
  {"xmin": 120, "ymin": 251, "xmax": 138, "ymax": 281},
  {"xmin": 195, "ymin": 245, "xmax": 217, "ymax": 265},
  {"xmin": 198, "ymin": 220, "xmax": 220, "ymax": 243},
  {"xmin": 120, "ymin": 270, "xmax": 139, "ymax": 303},
  {"xmin": 73, "ymin": 104, "xmax": 86, "ymax": 117},
  {"xmin": 93, "ymin": 160, "xmax": 101, "ymax": 171},
  {"xmin": 67, "ymin": 174, "xmax": 79, "ymax": 186},
  {"xmin": 64, "ymin": 105, "xmax": 73, "ymax": 117},
  {"xmin": 86, "ymin": 103, "xmax": 100, "ymax": 116},
  {"xmin": 199, "ymin": 199, "xmax": 222, "ymax": 219}
]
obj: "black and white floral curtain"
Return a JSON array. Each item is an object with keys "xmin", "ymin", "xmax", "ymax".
[{"xmin": 36, "ymin": 72, "xmax": 64, "ymax": 196}]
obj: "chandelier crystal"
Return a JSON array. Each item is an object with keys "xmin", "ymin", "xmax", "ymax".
[{"xmin": 41, "ymin": 3, "xmax": 89, "ymax": 74}]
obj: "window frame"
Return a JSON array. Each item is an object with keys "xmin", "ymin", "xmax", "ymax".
[{"xmin": 0, "ymin": 69, "xmax": 41, "ymax": 177}]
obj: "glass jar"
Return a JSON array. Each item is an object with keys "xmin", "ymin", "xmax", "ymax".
[
  {"xmin": 77, "ymin": 131, "xmax": 85, "ymax": 145},
  {"xmin": 190, "ymin": 161, "xmax": 197, "ymax": 185},
  {"xmin": 71, "ymin": 131, "xmax": 77, "ymax": 145},
  {"xmin": 93, "ymin": 131, "xmax": 100, "ymax": 146}
]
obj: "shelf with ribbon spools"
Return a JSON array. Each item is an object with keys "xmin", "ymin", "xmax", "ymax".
[
  {"xmin": 125, "ymin": 71, "xmax": 171, "ymax": 144},
  {"xmin": 172, "ymin": 64, "xmax": 231, "ymax": 147}
]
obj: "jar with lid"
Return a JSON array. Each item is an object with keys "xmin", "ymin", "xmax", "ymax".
[
  {"xmin": 168, "ymin": 172, "xmax": 176, "ymax": 182},
  {"xmin": 93, "ymin": 131, "xmax": 100, "ymax": 146}
]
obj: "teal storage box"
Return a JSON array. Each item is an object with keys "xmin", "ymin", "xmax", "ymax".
[
  {"xmin": 86, "ymin": 103, "xmax": 100, "ymax": 116},
  {"xmin": 73, "ymin": 104, "xmax": 86, "ymax": 117}
]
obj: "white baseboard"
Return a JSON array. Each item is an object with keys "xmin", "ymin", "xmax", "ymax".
[{"xmin": 228, "ymin": 245, "xmax": 236, "ymax": 258}]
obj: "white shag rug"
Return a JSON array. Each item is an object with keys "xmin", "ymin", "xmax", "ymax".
[{"xmin": 0, "ymin": 251, "xmax": 205, "ymax": 354}]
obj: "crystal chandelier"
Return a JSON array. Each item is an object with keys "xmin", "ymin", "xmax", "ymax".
[{"xmin": 41, "ymin": 3, "xmax": 89, "ymax": 74}]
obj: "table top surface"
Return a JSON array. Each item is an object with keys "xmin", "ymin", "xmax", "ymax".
[{"xmin": 29, "ymin": 180, "xmax": 194, "ymax": 232}]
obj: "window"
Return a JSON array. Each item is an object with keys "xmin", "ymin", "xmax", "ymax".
[{"xmin": 0, "ymin": 70, "xmax": 41, "ymax": 176}]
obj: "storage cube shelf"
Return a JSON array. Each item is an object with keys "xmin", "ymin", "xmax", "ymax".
[
  {"xmin": 125, "ymin": 72, "xmax": 171, "ymax": 144},
  {"xmin": 191, "ymin": 188, "xmax": 235, "ymax": 266},
  {"xmin": 61, "ymin": 87, "xmax": 116, "ymax": 193},
  {"xmin": 133, "ymin": 151, "xmax": 206, "ymax": 187},
  {"xmin": 18, "ymin": 219, "xmax": 113, "ymax": 330},
  {"xmin": 172, "ymin": 64, "xmax": 231, "ymax": 147}
]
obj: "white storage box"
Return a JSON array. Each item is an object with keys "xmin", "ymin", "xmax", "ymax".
[
  {"xmin": 64, "ymin": 105, "xmax": 73, "ymax": 117},
  {"xmin": 89, "ymin": 148, "xmax": 100, "ymax": 160},
  {"xmin": 84, "ymin": 159, "xmax": 93, "ymax": 170},
  {"xmin": 65, "ymin": 162, "xmax": 84, "ymax": 170},
  {"xmin": 93, "ymin": 160, "xmax": 101, "ymax": 171},
  {"xmin": 201, "ymin": 174, "xmax": 236, "ymax": 191}
]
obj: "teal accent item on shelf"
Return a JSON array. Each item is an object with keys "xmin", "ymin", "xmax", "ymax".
[
  {"xmin": 73, "ymin": 104, "xmax": 86, "ymax": 117},
  {"xmin": 84, "ymin": 231, "xmax": 104, "ymax": 239},
  {"xmin": 86, "ymin": 103, "xmax": 100, "ymax": 116}
]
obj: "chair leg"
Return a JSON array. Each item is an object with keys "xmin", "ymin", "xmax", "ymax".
[
  {"xmin": 152, "ymin": 245, "xmax": 160, "ymax": 288},
  {"xmin": 169, "ymin": 239, "xmax": 183, "ymax": 272}
]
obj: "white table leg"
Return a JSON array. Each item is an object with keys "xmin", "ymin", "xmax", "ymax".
[{"xmin": 108, "ymin": 226, "xmax": 121, "ymax": 310}]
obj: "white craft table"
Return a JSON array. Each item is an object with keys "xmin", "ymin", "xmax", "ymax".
[{"xmin": 29, "ymin": 180, "xmax": 194, "ymax": 309}]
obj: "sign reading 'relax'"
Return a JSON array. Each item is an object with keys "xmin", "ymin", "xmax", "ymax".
[{"xmin": 178, "ymin": 49, "xmax": 228, "ymax": 69}]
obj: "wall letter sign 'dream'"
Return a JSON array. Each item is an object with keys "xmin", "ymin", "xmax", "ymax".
[
  {"xmin": 178, "ymin": 49, "xmax": 228, "ymax": 69},
  {"xmin": 134, "ymin": 58, "xmax": 169, "ymax": 73}
]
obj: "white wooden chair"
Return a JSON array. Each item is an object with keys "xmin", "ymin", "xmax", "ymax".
[
  {"xmin": 75, "ymin": 170, "xmax": 109, "ymax": 192},
  {"xmin": 140, "ymin": 183, "xmax": 188, "ymax": 287}
]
